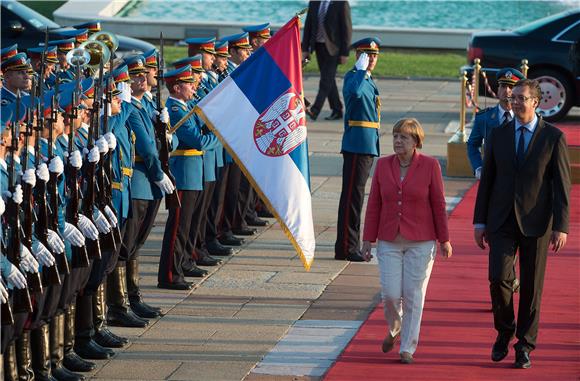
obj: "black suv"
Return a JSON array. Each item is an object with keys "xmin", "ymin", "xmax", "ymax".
[
  {"xmin": 463, "ymin": 9, "xmax": 580, "ymax": 122},
  {"xmin": 1, "ymin": 0, "xmax": 154, "ymax": 59}
]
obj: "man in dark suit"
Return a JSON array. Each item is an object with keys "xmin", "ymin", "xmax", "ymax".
[
  {"xmin": 302, "ymin": 0, "xmax": 352, "ymax": 121},
  {"xmin": 473, "ymin": 79, "xmax": 571, "ymax": 369}
]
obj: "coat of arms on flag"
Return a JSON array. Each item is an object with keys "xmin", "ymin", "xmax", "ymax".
[{"xmin": 193, "ymin": 14, "xmax": 316, "ymax": 270}]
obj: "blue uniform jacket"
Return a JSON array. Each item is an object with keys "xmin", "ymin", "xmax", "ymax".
[
  {"xmin": 167, "ymin": 97, "xmax": 220, "ymax": 191},
  {"xmin": 466, "ymin": 105, "xmax": 507, "ymax": 173},
  {"xmin": 341, "ymin": 68, "xmax": 380, "ymax": 157},
  {"xmin": 110, "ymin": 102, "xmax": 135, "ymax": 221}
]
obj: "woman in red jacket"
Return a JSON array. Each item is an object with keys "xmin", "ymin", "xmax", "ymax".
[{"xmin": 361, "ymin": 118, "xmax": 452, "ymax": 364}]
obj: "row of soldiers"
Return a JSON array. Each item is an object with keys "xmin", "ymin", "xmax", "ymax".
[{"xmin": 0, "ymin": 20, "xmax": 274, "ymax": 381}]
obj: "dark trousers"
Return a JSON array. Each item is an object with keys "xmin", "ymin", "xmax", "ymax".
[
  {"xmin": 158, "ymin": 190, "xmax": 200, "ymax": 284},
  {"xmin": 335, "ymin": 152, "xmax": 374, "ymax": 259},
  {"xmin": 207, "ymin": 165, "xmax": 229, "ymax": 243},
  {"xmin": 236, "ymin": 176, "xmax": 253, "ymax": 230},
  {"xmin": 186, "ymin": 181, "xmax": 215, "ymax": 258},
  {"xmin": 312, "ymin": 42, "xmax": 342, "ymax": 115},
  {"xmin": 488, "ymin": 210, "xmax": 550, "ymax": 352},
  {"xmin": 120, "ymin": 199, "xmax": 161, "ymax": 262},
  {"xmin": 84, "ymin": 222, "xmax": 126, "ymax": 295},
  {"xmin": 221, "ymin": 163, "xmax": 242, "ymax": 235}
]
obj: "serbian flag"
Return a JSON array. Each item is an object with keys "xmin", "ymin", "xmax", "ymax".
[{"xmin": 194, "ymin": 16, "xmax": 315, "ymax": 270}]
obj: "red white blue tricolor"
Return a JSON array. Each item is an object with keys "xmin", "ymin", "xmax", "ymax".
[{"xmin": 195, "ymin": 16, "xmax": 315, "ymax": 270}]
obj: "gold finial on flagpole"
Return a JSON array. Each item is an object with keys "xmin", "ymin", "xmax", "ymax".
[{"xmin": 296, "ymin": 8, "xmax": 308, "ymax": 18}]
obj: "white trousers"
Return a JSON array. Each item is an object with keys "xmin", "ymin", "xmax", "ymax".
[{"xmin": 377, "ymin": 235, "xmax": 436, "ymax": 354}]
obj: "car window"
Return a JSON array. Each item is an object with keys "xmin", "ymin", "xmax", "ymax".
[
  {"xmin": 514, "ymin": 11, "xmax": 574, "ymax": 35},
  {"xmin": 555, "ymin": 22, "xmax": 579, "ymax": 43},
  {"xmin": 2, "ymin": 0, "xmax": 60, "ymax": 30}
]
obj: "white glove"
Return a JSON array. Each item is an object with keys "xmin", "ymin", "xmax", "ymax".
[
  {"xmin": 160, "ymin": 107, "xmax": 169, "ymax": 124},
  {"xmin": 32, "ymin": 241, "xmax": 56, "ymax": 267},
  {"xmin": 104, "ymin": 132, "xmax": 117, "ymax": 151},
  {"xmin": 49, "ymin": 156, "xmax": 64, "ymax": 175},
  {"xmin": 87, "ymin": 146, "xmax": 100, "ymax": 163},
  {"xmin": 70, "ymin": 150, "xmax": 82, "ymax": 169},
  {"xmin": 118, "ymin": 82, "xmax": 132, "ymax": 103},
  {"xmin": 36, "ymin": 163, "xmax": 50, "ymax": 182},
  {"xmin": 154, "ymin": 173, "xmax": 175, "ymax": 194},
  {"xmin": 0, "ymin": 282, "xmax": 8, "ymax": 304},
  {"xmin": 3, "ymin": 185, "xmax": 23, "ymax": 204},
  {"xmin": 93, "ymin": 209, "xmax": 111, "ymax": 234},
  {"xmin": 22, "ymin": 168, "xmax": 36, "ymax": 187},
  {"xmin": 0, "ymin": 197, "xmax": 4, "ymax": 216},
  {"xmin": 355, "ymin": 52, "xmax": 369, "ymax": 71},
  {"xmin": 475, "ymin": 167, "xmax": 482, "ymax": 180},
  {"xmin": 64, "ymin": 222, "xmax": 85, "ymax": 247},
  {"xmin": 103, "ymin": 205, "xmax": 118, "ymax": 228},
  {"xmin": 47, "ymin": 229, "xmax": 65, "ymax": 254},
  {"xmin": 96, "ymin": 136, "xmax": 109, "ymax": 153},
  {"xmin": 5, "ymin": 262, "xmax": 27, "ymax": 289},
  {"xmin": 77, "ymin": 214, "xmax": 99, "ymax": 240},
  {"xmin": 20, "ymin": 246, "xmax": 39, "ymax": 274}
]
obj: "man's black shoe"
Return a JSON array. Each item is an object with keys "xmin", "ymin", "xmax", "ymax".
[
  {"xmin": 107, "ymin": 309, "xmax": 149, "ymax": 328},
  {"xmin": 246, "ymin": 216, "xmax": 268, "ymax": 227},
  {"xmin": 207, "ymin": 240, "xmax": 234, "ymax": 256},
  {"xmin": 63, "ymin": 351, "xmax": 96, "ymax": 372},
  {"xmin": 74, "ymin": 340, "xmax": 114, "ymax": 360},
  {"xmin": 346, "ymin": 252, "xmax": 366, "ymax": 262},
  {"xmin": 157, "ymin": 281, "xmax": 192, "ymax": 290},
  {"xmin": 183, "ymin": 266, "xmax": 208, "ymax": 277},
  {"xmin": 232, "ymin": 227, "xmax": 257, "ymax": 236},
  {"xmin": 130, "ymin": 300, "xmax": 161, "ymax": 319},
  {"xmin": 53, "ymin": 365, "xmax": 85, "ymax": 381},
  {"xmin": 257, "ymin": 209, "xmax": 274, "ymax": 218},
  {"xmin": 491, "ymin": 336, "xmax": 511, "ymax": 362},
  {"xmin": 196, "ymin": 252, "xmax": 222, "ymax": 266},
  {"xmin": 305, "ymin": 108, "xmax": 318, "ymax": 121},
  {"xmin": 514, "ymin": 350, "xmax": 531, "ymax": 369},
  {"xmin": 94, "ymin": 328, "xmax": 127, "ymax": 348},
  {"xmin": 324, "ymin": 110, "xmax": 343, "ymax": 120},
  {"xmin": 218, "ymin": 235, "xmax": 244, "ymax": 246}
]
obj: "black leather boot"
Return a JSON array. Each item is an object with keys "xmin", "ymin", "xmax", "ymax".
[
  {"xmin": 74, "ymin": 293, "xmax": 114, "ymax": 360},
  {"xmin": 93, "ymin": 285, "xmax": 129, "ymax": 348},
  {"xmin": 4, "ymin": 342, "xmax": 19, "ymax": 381},
  {"xmin": 63, "ymin": 304, "xmax": 96, "ymax": 372},
  {"xmin": 50, "ymin": 313, "xmax": 85, "ymax": 381},
  {"xmin": 126, "ymin": 259, "xmax": 162, "ymax": 319},
  {"xmin": 15, "ymin": 330, "xmax": 35, "ymax": 380},
  {"xmin": 31, "ymin": 324, "xmax": 58, "ymax": 381},
  {"xmin": 106, "ymin": 265, "xmax": 149, "ymax": 328}
]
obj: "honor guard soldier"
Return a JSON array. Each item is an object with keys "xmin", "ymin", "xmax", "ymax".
[
  {"xmin": 242, "ymin": 22, "xmax": 271, "ymax": 50},
  {"xmin": 27, "ymin": 46, "xmax": 59, "ymax": 90},
  {"xmin": 335, "ymin": 37, "xmax": 381, "ymax": 262},
  {"xmin": 47, "ymin": 38, "xmax": 77, "ymax": 84},
  {"xmin": 140, "ymin": 48, "xmax": 159, "ymax": 115},
  {"xmin": 467, "ymin": 67, "xmax": 525, "ymax": 179},
  {"xmin": 1, "ymin": 53, "xmax": 31, "ymax": 105},
  {"xmin": 72, "ymin": 21, "xmax": 101, "ymax": 37},
  {"xmin": 184, "ymin": 37, "xmax": 219, "ymax": 93},
  {"xmin": 157, "ymin": 65, "xmax": 221, "ymax": 290}
]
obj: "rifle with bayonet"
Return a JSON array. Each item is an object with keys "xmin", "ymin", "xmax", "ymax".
[
  {"xmin": 155, "ymin": 32, "xmax": 180, "ymax": 209},
  {"xmin": 6, "ymin": 92, "xmax": 33, "ymax": 313},
  {"xmin": 1, "ymin": 279, "xmax": 14, "ymax": 325}
]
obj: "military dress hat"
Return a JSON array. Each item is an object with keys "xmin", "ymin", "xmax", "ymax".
[
  {"xmin": 124, "ymin": 55, "xmax": 148, "ymax": 75},
  {"xmin": 242, "ymin": 23, "xmax": 271, "ymax": 40},
  {"xmin": 222, "ymin": 32, "xmax": 252, "ymax": 49},
  {"xmin": 142, "ymin": 48, "xmax": 157, "ymax": 68},
  {"xmin": 185, "ymin": 37, "xmax": 216, "ymax": 57},
  {"xmin": 171, "ymin": 55, "xmax": 203, "ymax": 72},
  {"xmin": 48, "ymin": 38, "xmax": 76, "ymax": 53},
  {"xmin": 214, "ymin": 40, "xmax": 231, "ymax": 57},
  {"xmin": 164, "ymin": 65, "xmax": 195, "ymax": 85},
  {"xmin": 112, "ymin": 64, "xmax": 131, "ymax": 83},
  {"xmin": 352, "ymin": 37, "xmax": 381, "ymax": 54},
  {"xmin": 27, "ymin": 46, "xmax": 59, "ymax": 64},
  {"xmin": 1, "ymin": 53, "xmax": 30, "ymax": 72},
  {"xmin": 496, "ymin": 68, "xmax": 525, "ymax": 86},
  {"xmin": 72, "ymin": 20, "xmax": 101, "ymax": 35},
  {"xmin": 57, "ymin": 29, "xmax": 89, "ymax": 44},
  {"xmin": 1, "ymin": 44, "xmax": 18, "ymax": 61},
  {"xmin": 59, "ymin": 77, "xmax": 94, "ymax": 105}
]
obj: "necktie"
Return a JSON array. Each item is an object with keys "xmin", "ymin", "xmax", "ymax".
[
  {"xmin": 317, "ymin": 1, "xmax": 329, "ymax": 41},
  {"xmin": 516, "ymin": 126, "xmax": 526, "ymax": 165},
  {"xmin": 503, "ymin": 111, "xmax": 511, "ymax": 124}
]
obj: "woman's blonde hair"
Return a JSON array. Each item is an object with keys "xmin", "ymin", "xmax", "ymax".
[{"xmin": 392, "ymin": 118, "xmax": 425, "ymax": 149}]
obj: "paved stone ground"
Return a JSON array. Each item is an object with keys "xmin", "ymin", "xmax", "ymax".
[{"xmin": 84, "ymin": 77, "xmax": 579, "ymax": 381}]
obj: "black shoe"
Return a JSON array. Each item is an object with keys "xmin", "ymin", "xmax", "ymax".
[
  {"xmin": 218, "ymin": 235, "xmax": 244, "ymax": 246},
  {"xmin": 107, "ymin": 309, "xmax": 149, "ymax": 328},
  {"xmin": 63, "ymin": 351, "xmax": 96, "ymax": 372},
  {"xmin": 52, "ymin": 366, "xmax": 85, "ymax": 381},
  {"xmin": 257, "ymin": 209, "xmax": 274, "ymax": 218},
  {"xmin": 346, "ymin": 252, "xmax": 366, "ymax": 262},
  {"xmin": 207, "ymin": 240, "xmax": 234, "ymax": 256},
  {"xmin": 246, "ymin": 216, "xmax": 268, "ymax": 227},
  {"xmin": 196, "ymin": 253, "xmax": 222, "ymax": 266},
  {"xmin": 514, "ymin": 350, "xmax": 531, "ymax": 369},
  {"xmin": 305, "ymin": 108, "xmax": 318, "ymax": 121},
  {"xmin": 513, "ymin": 278, "xmax": 520, "ymax": 293},
  {"xmin": 130, "ymin": 300, "xmax": 162, "ymax": 319},
  {"xmin": 183, "ymin": 266, "xmax": 208, "ymax": 277},
  {"xmin": 94, "ymin": 328, "xmax": 128, "ymax": 348},
  {"xmin": 324, "ymin": 110, "xmax": 343, "ymax": 120},
  {"xmin": 74, "ymin": 339, "xmax": 114, "ymax": 360},
  {"xmin": 232, "ymin": 227, "xmax": 257, "ymax": 236},
  {"xmin": 157, "ymin": 281, "xmax": 192, "ymax": 290},
  {"xmin": 491, "ymin": 335, "xmax": 512, "ymax": 362}
]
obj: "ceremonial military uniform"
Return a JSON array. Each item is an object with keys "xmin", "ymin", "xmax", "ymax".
[{"xmin": 335, "ymin": 38, "xmax": 381, "ymax": 262}]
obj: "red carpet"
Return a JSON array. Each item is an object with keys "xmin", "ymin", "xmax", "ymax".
[
  {"xmin": 556, "ymin": 123, "xmax": 580, "ymax": 146},
  {"xmin": 324, "ymin": 185, "xmax": 580, "ymax": 381}
]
